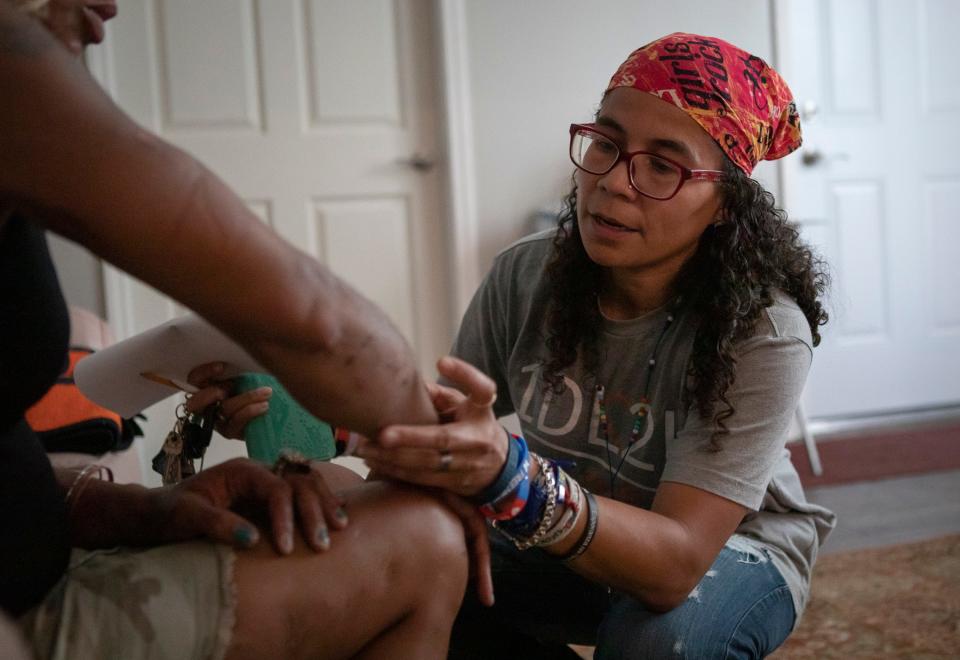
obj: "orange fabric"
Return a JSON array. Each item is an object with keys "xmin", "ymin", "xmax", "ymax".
[
  {"xmin": 24, "ymin": 349, "xmax": 122, "ymax": 433},
  {"xmin": 606, "ymin": 33, "xmax": 802, "ymax": 174}
]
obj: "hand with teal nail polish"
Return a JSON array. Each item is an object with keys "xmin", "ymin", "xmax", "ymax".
[
  {"xmin": 233, "ymin": 525, "xmax": 258, "ymax": 548},
  {"xmin": 316, "ymin": 526, "xmax": 330, "ymax": 551},
  {"xmin": 149, "ymin": 456, "xmax": 345, "ymax": 555},
  {"xmin": 278, "ymin": 462, "xmax": 350, "ymax": 553}
]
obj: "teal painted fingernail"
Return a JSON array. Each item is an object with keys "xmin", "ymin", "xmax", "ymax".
[
  {"xmin": 335, "ymin": 508, "xmax": 348, "ymax": 525},
  {"xmin": 233, "ymin": 525, "xmax": 256, "ymax": 547},
  {"xmin": 316, "ymin": 527, "xmax": 330, "ymax": 550}
]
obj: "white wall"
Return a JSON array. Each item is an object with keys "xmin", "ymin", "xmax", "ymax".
[
  {"xmin": 47, "ymin": 49, "xmax": 109, "ymax": 320},
  {"xmin": 460, "ymin": 0, "xmax": 778, "ymax": 269},
  {"xmin": 48, "ymin": 235, "xmax": 105, "ymax": 319}
]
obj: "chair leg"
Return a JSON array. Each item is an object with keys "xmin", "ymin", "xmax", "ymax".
[{"xmin": 796, "ymin": 401, "xmax": 823, "ymax": 476}]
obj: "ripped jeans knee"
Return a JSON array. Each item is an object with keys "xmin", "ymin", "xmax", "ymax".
[{"xmin": 595, "ymin": 539, "xmax": 795, "ymax": 660}]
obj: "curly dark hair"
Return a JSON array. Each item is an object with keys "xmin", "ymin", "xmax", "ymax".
[{"xmin": 542, "ymin": 157, "xmax": 829, "ymax": 449}]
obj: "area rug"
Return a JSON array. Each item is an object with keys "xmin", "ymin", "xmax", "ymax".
[{"xmin": 771, "ymin": 534, "xmax": 960, "ymax": 659}]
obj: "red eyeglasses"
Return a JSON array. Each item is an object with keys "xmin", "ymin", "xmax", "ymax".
[{"xmin": 569, "ymin": 123, "xmax": 724, "ymax": 200}]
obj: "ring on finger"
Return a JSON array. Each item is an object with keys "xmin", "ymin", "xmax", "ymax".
[
  {"xmin": 273, "ymin": 449, "xmax": 314, "ymax": 477},
  {"xmin": 438, "ymin": 450, "xmax": 453, "ymax": 473}
]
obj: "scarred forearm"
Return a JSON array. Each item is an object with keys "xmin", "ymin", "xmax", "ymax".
[{"xmin": 1, "ymin": 3, "xmax": 435, "ymax": 435}]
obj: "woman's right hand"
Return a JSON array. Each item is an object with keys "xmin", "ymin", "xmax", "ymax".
[
  {"xmin": 358, "ymin": 356, "xmax": 509, "ymax": 497},
  {"xmin": 185, "ymin": 362, "xmax": 272, "ymax": 439}
]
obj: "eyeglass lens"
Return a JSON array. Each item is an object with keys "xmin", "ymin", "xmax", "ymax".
[{"xmin": 571, "ymin": 129, "xmax": 681, "ymax": 199}]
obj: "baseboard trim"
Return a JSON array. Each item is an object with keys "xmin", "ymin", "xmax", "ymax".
[
  {"xmin": 808, "ymin": 404, "xmax": 960, "ymax": 441},
  {"xmin": 790, "ymin": 420, "xmax": 960, "ymax": 488}
]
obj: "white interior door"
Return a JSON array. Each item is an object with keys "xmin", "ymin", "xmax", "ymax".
[
  {"xmin": 91, "ymin": 0, "xmax": 451, "ymax": 483},
  {"xmin": 776, "ymin": 0, "xmax": 960, "ymax": 420}
]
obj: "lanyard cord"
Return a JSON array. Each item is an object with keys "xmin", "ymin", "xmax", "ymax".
[{"xmin": 597, "ymin": 310, "xmax": 675, "ymax": 498}]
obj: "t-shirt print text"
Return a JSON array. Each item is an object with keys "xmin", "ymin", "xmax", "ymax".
[{"xmin": 515, "ymin": 363, "xmax": 680, "ymax": 474}]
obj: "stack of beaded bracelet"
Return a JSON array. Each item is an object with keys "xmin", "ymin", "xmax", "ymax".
[
  {"xmin": 475, "ymin": 433, "xmax": 596, "ymax": 557},
  {"xmin": 539, "ymin": 465, "xmax": 585, "ymax": 547},
  {"xmin": 556, "ymin": 490, "xmax": 598, "ymax": 561},
  {"xmin": 494, "ymin": 453, "xmax": 558, "ymax": 549},
  {"xmin": 471, "ymin": 432, "xmax": 531, "ymax": 520}
]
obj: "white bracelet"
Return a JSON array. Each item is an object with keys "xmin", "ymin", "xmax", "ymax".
[
  {"xmin": 539, "ymin": 473, "xmax": 585, "ymax": 547},
  {"xmin": 64, "ymin": 464, "xmax": 113, "ymax": 512}
]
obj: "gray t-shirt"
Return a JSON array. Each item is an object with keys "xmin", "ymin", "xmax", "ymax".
[{"xmin": 451, "ymin": 230, "xmax": 836, "ymax": 619}]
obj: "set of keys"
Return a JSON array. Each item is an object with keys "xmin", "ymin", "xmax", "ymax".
[{"xmin": 151, "ymin": 401, "xmax": 217, "ymax": 485}]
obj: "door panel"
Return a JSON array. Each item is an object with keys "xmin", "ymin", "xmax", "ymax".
[
  {"xmin": 304, "ymin": 0, "xmax": 402, "ymax": 124},
  {"xmin": 832, "ymin": 181, "xmax": 887, "ymax": 340},
  {"xmin": 157, "ymin": 0, "xmax": 263, "ymax": 131},
  {"xmin": 312, "ymin": 196, "xmax": 417, "ymax": 341},
  {"xmin": 927, "ymin": 182, "xmax": 960, "ymax": 330}
]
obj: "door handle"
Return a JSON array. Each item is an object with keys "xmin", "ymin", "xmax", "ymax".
[
  {"xmin": 397, "ymin": 154, "xmax": 435, "ymax": 172},
  {"xmin": 800, "ymin": 99, "xmax": 819, "ymax": 122},
  {"xmin": 801, "ymin": 150, "xmax": 824, "ymax": 166},
  {"xmin": 801, "ymin": 148, "xmax": 849, "ymax": 167}
]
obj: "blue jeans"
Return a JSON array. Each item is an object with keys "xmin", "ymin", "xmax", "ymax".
[{"xmin": 449, "ymin": 534, "xmax": 796, "ymax": 659}]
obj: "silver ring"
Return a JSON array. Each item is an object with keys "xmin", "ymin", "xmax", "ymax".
[{"xmin": 438, "ymin": 451, "xmax": 453, "ymax": 472}]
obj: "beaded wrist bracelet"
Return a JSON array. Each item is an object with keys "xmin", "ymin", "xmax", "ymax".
[
  {"xmin": 496, "ymin": 454, "xmax": 559, "ymax": 550},
  {"xmin": 557, "ymin": 491, "xmax": 599, "ymax": 562},
  {"xmin": 480, "ymin": 439, "xmax": 592, "ymax": 553},
  {"xmin": 539, "ymin": 470, "xmax": 584, "ymax": 547}
]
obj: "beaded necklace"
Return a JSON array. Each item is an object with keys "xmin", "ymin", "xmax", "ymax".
[{"xmin": 594, "ymin": 308, "xmax": 675, "ymax": 498}]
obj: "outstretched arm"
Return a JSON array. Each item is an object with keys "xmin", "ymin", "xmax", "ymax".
[
  {"xmin": 365, "ymin": 335, "xmax": 808, "ymax": 610},
  {"xmin": 0, "ymin": 2, "xmax": 435, "ymax": 437}
]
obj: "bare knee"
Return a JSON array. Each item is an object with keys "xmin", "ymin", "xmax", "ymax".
[
  {"xmin": 312, "ymin": 461, "xmax": 366, "ymax": 492},
  {"xmin": 228, "ymin": 483, "xmax": 470, "ymax": 659},
  {"xmin": 374, "ymin": 485, "xmax": 470, "ymax": 599}
]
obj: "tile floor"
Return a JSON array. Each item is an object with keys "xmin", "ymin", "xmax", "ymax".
[{"xmin": 806, "ymin": 468, "xmax": 960, "ymax": 554}]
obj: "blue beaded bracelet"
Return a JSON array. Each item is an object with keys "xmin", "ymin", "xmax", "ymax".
[{"xmin": 495, "ymin": 455, "xmax": 552, "ymax": 538}]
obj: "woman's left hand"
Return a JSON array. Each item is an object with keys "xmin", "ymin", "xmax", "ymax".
[
  {"xmin": 185, "ymin": 361, "xmax": 272, "ymax": 440},
  {"xmin": 149, "ymin": 457, "xmax": 348, "ymax": 554},
  {"xmin": 357, "ymin": 356, "xmax": 509, "ymax": 497}
]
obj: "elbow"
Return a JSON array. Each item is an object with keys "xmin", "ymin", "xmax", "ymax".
[{"xmin": 632, "ymin": 553, "xmax": 710, "ymax": 613}]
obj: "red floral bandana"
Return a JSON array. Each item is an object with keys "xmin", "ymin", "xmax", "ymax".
[{"xmin": 606, "ymin": 33, "xmax": 802, "ymax": 174}]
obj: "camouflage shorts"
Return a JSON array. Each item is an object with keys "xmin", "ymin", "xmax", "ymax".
[{"xmin": 19, "ymin": 541, "xmax": 236, "ymax": 660}]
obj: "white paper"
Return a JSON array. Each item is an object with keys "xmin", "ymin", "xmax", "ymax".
[{"xmin": 75, "ymin": 314, "xmax": 265, "ymax": 417}]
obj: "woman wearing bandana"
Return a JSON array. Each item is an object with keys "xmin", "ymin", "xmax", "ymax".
[{"xmin": 361, "ymin": 33, "xmax": 837, "ymax": 658}]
